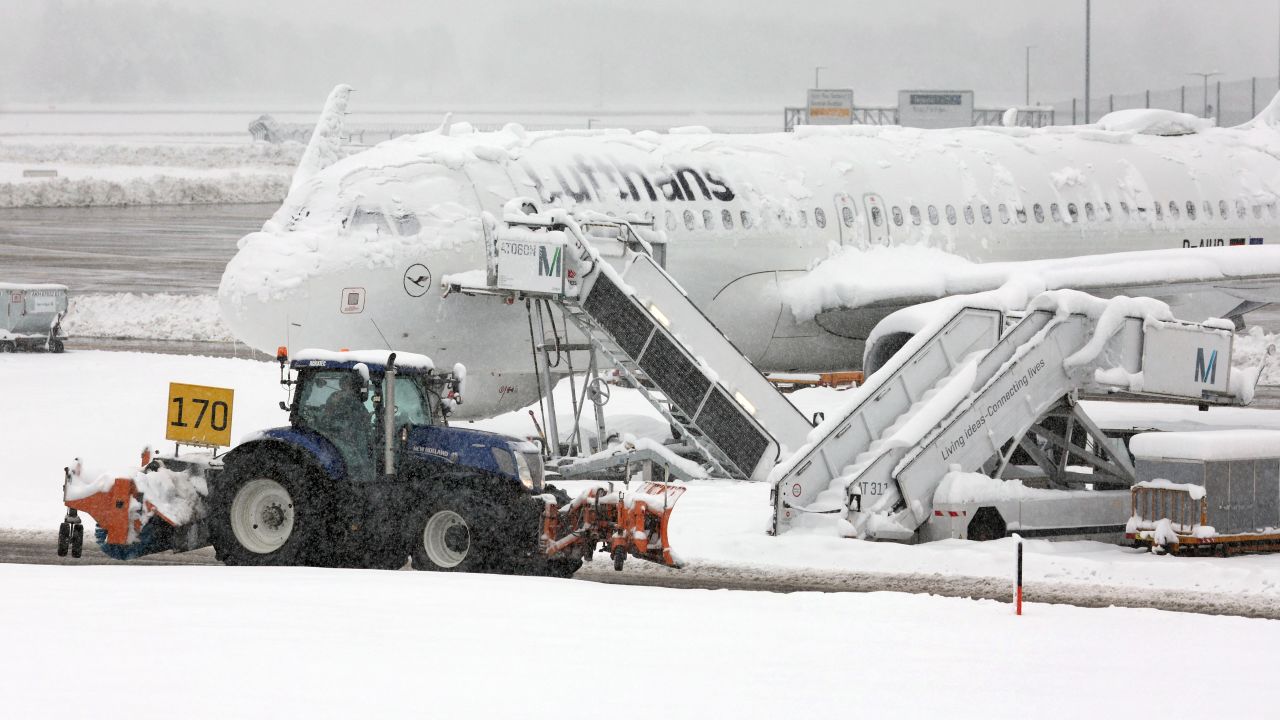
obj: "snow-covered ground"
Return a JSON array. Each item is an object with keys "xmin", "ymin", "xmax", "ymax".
[
  {"xmin": 6, "ymin": 350, "xmax": 1280, "ymax": 602},
  {"xmin": 2, "ymin": 561, "xmax": 1274, "ymax": 719}
]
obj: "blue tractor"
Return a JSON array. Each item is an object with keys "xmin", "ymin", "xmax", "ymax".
[{"xmin": 208, "ymin": 348, "xmax": 578, "ymax": 575}]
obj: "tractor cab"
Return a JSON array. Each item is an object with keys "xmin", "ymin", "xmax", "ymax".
[{"xmin": 282, "ymin": 349, "xmax": 460, "ymax": 481}]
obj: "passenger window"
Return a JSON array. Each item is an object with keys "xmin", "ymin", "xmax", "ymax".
[
  {"xmin": 1119, "ymin": 201, "xmax": 1131, "ymax": 219},
  {"xmin": 1203, "ymin": 201, "xmax": 1212, "ymax": 219},
  {"xmin": 1016, "ymin": 206, "xmax": 1028, "ymax": 223},
  {"xmin": 683, "ymin": 210, "xmax": 695, "ymax": 230},
  {"xmin": 1067, "ymin": 203, "xmax": 1079, "ymax": 223},
  {"xmin": 964, "ymin": 205, "xmax": 975, "ymax": 224},
  {"xmin": 1269, "ymin": 202, "xmax": 1278, "ymax": 218},
  {"xmin": 740, "ymin": 210, "xmax": 753, "ymax": 228},
  {"xmin": 909, "ymin": 205, "xmax": 922, "ymax": 225},
  {"xmin": 945, "ymin": 205, "xmax": 957, "ymax": 225},
  {"xmin": 797, "ymin": 209, "xmax": 808, "ymax": 227},
  {"xmin": 1153, "ymin": 203, "xmax": 1163, "ymax": 221},
  {"xmin": 702, "ymin": 209, "xmax": 714, "ymax": 230},
  {"xmin": 1186, "ymin": 201, "xmax": 1196, "ymax": 221},
  {"xmin": 981, "ymin": 204, "xmax": 992, "ymax": 224},
  {"xmin": 1084, "ymin": 203, "xmax": 1096, "ymax": 221},
  {"xmin": 870, "ymin": 206, "xmax": 882, "ymax": 227},
  {"xmin": 842, "ymin": 206, "xmax": 855, "ymax": 227},
  {"xmin": 721, "ymin": 209, "xmax": 733, "ymax": 229},
  {"xmin": 814, "ymin": 207, "xmax": 826, "ymax": 228},
  {"xmin": 928, "ymin": 205, "xmax": 939, "ymax": 225},
  {"xmin": 1254, "ymin": 203, "xmax": 1263, "ymax": 219},
  {"xmin": 1236, "ymin": 200, "xmax": 1248, "ymax": 219},
  {"xmin": 1050, "ymin": 203, "xmax": 1062, "ymax": 222},
  {"xmin": 1103, "ymin": 202, "xmax": 1113, "ymax": 220},
  {"xmin": 1168, "ymin": 201, "xmax": 1179, "ymax": 220},
  {"xmin": 998, "ymin": 204, "xmax": 1010, "ymax": 223},
  {"xmin": 665, "ymin": 210, "xmax": 677, "ymax": 231},
  {"xmin": 1219, "ymin": 200, "xmax": 1229, "ymax": 220},
  {"xmin": 892, "ymin": 207, "xmax": 904, "ymax": 226},
  {"xmin": 1033, "ymin": 203, "xmax": 1044, "ymax": 223},
  {"xmin": 779, "ymin": 209, "xmax": 791, "ymax": 226}
]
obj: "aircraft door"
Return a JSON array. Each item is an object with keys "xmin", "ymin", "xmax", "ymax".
[
  {"xmin": 863, "ymin": 193, "xmax": 891, "ymax": 246},
  {"xmin": 833, "ymin": 193, "xmax": 867, "ymax": 249}
]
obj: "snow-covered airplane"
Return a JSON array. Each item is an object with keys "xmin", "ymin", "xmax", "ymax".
[{"xmin": 219, "ymin": 85, "xmax": 1280, "ymax": 419}]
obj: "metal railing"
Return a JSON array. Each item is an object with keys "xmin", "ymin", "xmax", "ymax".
[
  {"xmin": 1049, "ymin": 75, "xmax": 1280, "ymax": 126},
  {"xmin": 1130, "ymin": 485, "xmax": 1207, "ymax": 534}
]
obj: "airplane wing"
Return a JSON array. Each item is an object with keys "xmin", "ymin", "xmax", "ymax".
[{"xmin": 786, "ymin": 245, "xmax": 1280, "ymax": 339}]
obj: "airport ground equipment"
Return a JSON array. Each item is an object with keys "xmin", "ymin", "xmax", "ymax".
[
  {"xmin": 1124, "ymin": 431, "xmax": 1280, "ymax": 555},
  {"xmin": 1, "ymin": 283, "xmax": 67, "ymax": 353},
  {"xmin": 56, "ymin": 348, "xmax": 685, "ymax": 574},
  {"xmin": 449, "ymin": 202, "xmax": 1254, "ymax": 543}
]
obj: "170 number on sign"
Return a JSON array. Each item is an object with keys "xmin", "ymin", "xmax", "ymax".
[{"xmin": 166, "ymin": 382, "xmax": 234, "ymax": 447}]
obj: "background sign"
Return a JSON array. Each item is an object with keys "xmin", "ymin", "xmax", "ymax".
[
  {"xmin": 166, "ymin": 382, "xmax": 235, "ymax": 447},
  {"xmin": 897, "ymin": 90, "xmax": 974, "ymax": 129},
  {"xmin": 806, "ymin": 89, "xmax": 854, "ymax": 125}
]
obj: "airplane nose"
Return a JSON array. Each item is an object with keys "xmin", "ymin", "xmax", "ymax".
[{"xmin": 218, "ymin": 229, "xmax": 314, "ymax": 354}]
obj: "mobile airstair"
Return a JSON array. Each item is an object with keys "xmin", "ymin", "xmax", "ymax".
[{"xmin": 446, "ymin": 202, "xmax": 1251, "ymax": 542}]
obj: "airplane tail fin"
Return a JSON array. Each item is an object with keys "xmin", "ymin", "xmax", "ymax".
[
  {"xmin": 1236, "ymin": 91, "xmax": 1280, "ymax": 130},
  {"xmin": 289, "ymin": 84, "xmax": 352, "ymax": 195}
]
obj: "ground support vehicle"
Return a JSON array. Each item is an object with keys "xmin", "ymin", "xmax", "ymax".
[
  {"xmin": 56, "ymin": 348, "xmax": 685, "ymax": 574},
  {"xmin": 446, "ymin": 202, "xmax": 1261, "ymax": 544},
  {"xmin": 1, "ymin": 282, "xmax": 68, "ymax": 353},
  {"xmin": 1125, "ymin": 431, "xmax": 1280, "ymax": 555}
]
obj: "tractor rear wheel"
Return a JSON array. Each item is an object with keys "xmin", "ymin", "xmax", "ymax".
[
  {"xmin": 0, "ymin": 341, "xmax": 14, "ymax": 353},
  {"xmin": 411, "ymin": 488, "xmax": 510, "ymax": 573},
  {"xmin": 210, "ymin": 456, "xmax": 326, "ymax": 566}
]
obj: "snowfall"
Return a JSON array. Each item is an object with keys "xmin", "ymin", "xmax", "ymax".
[
  {"xmin": 6, "ymin": 106, "xmax": 1280, "ymax": 715},
  {"xmin": 1, "ymin": 348, "xmax": 1278, "ymax": 717}
]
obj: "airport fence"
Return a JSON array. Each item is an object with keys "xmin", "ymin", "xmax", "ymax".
[{"xmin": 1048, "ymin": 76, "xmax": 1280, "ymax": 127}]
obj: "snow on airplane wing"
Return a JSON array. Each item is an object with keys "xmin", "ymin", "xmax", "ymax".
[{"xmin": 784, "ymin": 245, "xmax": 1280, "ymax": 334}]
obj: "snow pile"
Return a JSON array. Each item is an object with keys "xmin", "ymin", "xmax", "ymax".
[
  {"xmin": 0, "ymin": 140, "xmax": 304, "ymax": 168},
  {"xmin": 934, "ymin": 470, "xmax": 1060, "ymax": 505},
  {"xmin": 1234, "ymin": 326, "xmax": 1280, "ymax": 384},
  {"xmin": 781, "ymin": 244, "xmax": 974, "ymax": 322},
  {"xmin": 1130, "ymin": 429, "xmax": 1280, "ymax": 461},
  {"xmin": 0, "ymin": 172, "xmax": 289, "ymax": 207},
  {"xmin": 783, "ymin": 244, "xmax": 1280, "ymax": 321},
  {"xmin": 1095, "ymin": 108, "xmax": 1214, "ymax": 135},
  {"xmin": 63, "ymin": 293, "xmax": 235, "ymax": 342}
]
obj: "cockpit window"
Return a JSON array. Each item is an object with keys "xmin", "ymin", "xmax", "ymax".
[
  {"xmin": 350, "ymin": 208, "xmax": 392, "ymax": 233},
  {"xmin": 348, "ymin": 207, "xmax": 420, "ymax": 236}
]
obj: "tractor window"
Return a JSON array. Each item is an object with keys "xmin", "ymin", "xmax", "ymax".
[
  {"xmin": 297, "ymin": 371, "xmax": 374, "ymax": 429},
  {"xmin": 393, "ymin": 376, "xmax": 432, "ymax": 428}
]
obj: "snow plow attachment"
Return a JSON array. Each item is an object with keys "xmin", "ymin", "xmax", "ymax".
[
  {"xmin": 542, "ymin": 481, "xmax": 687, "ymax": 571},
  {"xmin": 58, "ymin": 451, "xmax": 211, "ymax": 561}
]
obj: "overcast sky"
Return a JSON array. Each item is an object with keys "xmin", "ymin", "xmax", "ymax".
[{"xmin": 2, "ymin": 0, "xmax": 1279, "ymax": 109}]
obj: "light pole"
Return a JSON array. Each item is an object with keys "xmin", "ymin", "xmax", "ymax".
[
  {"xmin": 1188, "ymin": 71, "xmax": 1221, "ymax": 118},
  {"xmin": 1025, "ymin": 45, "xmax": 1034, "ymax": 106},
  {"xmin": 814, "ymin": 66, "xmax": 826, "ymax": 89},
  {"xmin": 1084, "ymin": 0, "xmax": 1091, "ymax": 123}
]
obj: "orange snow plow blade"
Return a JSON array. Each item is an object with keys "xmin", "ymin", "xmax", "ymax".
[{"xmin": 542, "ymin": 481, "xmax": 687, "ymax": 571}]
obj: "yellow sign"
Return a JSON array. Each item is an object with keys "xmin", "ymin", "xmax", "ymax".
[{"xmin": 166, "ymin": 382, "xmax": 235, "ymax": 447}]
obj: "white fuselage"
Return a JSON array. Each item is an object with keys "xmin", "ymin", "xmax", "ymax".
[{"xmin": 218, "ymin": 120, "xmax": 1280, "ymax": 417}]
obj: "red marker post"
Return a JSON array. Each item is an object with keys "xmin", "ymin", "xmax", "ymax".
[{"xmin": 1014, "ymin": 536, "xmax": 1024, "ymax": 616}]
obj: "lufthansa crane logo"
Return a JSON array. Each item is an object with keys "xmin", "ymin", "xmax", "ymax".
[{"xmin": 403, "ymin": 264, "xmax": 432, "ymax": 298}]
